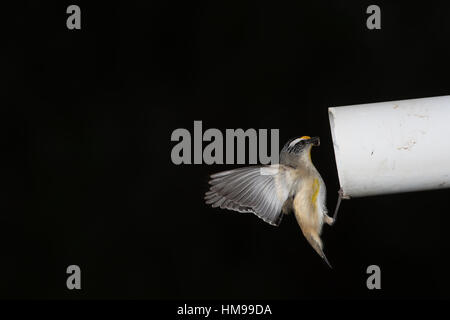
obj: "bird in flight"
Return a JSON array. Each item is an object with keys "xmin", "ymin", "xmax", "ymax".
[{"xmin": 205, "ymin": 136, "xmax": 335, "ymax": 267}]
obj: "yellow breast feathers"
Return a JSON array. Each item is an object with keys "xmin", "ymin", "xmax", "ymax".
[{"xmin": 311, "ymin": 178, "xmax": 320, "ymax": 209}]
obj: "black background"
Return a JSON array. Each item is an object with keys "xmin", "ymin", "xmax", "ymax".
[{"xmin": 4, "ymin": 0, "xmax": 450, "ymax": 299}]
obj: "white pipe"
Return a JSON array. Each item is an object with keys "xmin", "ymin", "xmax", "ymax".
[{"xmin": 328, "ymin": 96, "xmax": 450, "ymax": 198}]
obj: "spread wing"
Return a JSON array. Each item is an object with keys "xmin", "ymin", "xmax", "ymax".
[{"xmin": 204, "ymin": 165, "xmax": 297, "ymax": 226}]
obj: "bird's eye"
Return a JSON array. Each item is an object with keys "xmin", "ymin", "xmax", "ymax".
[{"xmin": 287, "ymin": 136, "xmax": 311, "ymax": 149}]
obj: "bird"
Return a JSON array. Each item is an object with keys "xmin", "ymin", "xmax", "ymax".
[{"xmin": 204, "ymin": 136, "xmax": 335, "ymax": 267}]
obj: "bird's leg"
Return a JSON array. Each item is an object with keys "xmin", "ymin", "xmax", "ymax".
[
  {"xmin": 324, "ymin": 214, "xmax": 334, "ymax": 226},
  {"xmin": 329, "ymin": 188, "xmax": 350, "ymax": 225}
]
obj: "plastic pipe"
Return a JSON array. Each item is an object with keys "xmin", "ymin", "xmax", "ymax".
[{"xmin": 328, "ymin": 96, "xmax": 450, "ymax": 198}]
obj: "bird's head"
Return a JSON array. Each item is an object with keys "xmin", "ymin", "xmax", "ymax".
[{"xmin": 280, "ymin": 136, "xmax": 320, "ymax": 166}]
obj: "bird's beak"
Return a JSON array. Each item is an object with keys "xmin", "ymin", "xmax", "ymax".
[{"xmin": 309, "ymin": 137, "xmax": 320, "ymax": 146}]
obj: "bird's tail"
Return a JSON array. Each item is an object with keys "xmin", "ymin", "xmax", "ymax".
[
  {"xmin": 307, "ymin": 234, "xmax": 333, "ymax": 269},
  {"xmin": 320, "ymin": 251, "xmax": 332, "ymax": 269}
]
